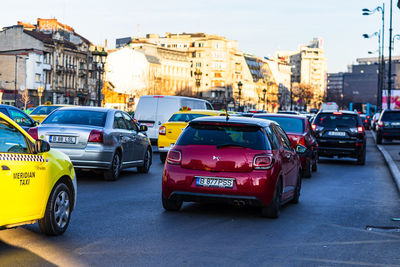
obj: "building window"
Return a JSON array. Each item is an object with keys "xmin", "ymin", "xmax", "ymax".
[
  {"xmin": 196, "ymin": 62, "xmax": 201, "ymax": 68},
  {"xmin": 35, "ymin": 74, "xmax": 41, "ymax": 83}
]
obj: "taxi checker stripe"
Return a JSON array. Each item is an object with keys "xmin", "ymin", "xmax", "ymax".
[{"xmin": 0, "ymin": 153, "xmax": 45, "ymax": 162}]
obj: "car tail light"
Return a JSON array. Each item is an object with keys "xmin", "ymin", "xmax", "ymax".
[
  {"xmin": 357, "ymin": 126, "xmax": 364, "ymax": 133},
  {"xmin": 298, "ymin": 137, "xmax": 306, "ymax": 146},
  {"xmin": 167, "ymin": 149, "xmax": 181, "ymax": 165},
  {"xmin": 378, "ymin": 121, "xmax": 384, "ymax": 127},
  {"xmin": 28, "ymin": 127, "xmax": 38, "ymax": 140},
  {"xmin": 88, "ymin": 130, "xmax": 104, "ymax": 143},
  {"xmin": 364, "ymin": 119, "xmax": 368, "ymax": 123},
  {"xmin": 253, "ymin": 155, "xmax": 274, "ymax": 170},
  {"xmin": 311, "ymin": 124, "xmax": 317, "ymax": 131},
  {"xmin": 159, "ymin": 126, "xmax": 166, "ymax": 135}
]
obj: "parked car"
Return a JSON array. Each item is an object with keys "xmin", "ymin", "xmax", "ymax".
[
  {"xmin": 158, "ymin": 108, "xmax": 225, "ymax": 163},
  {"xmin": 254, "ymin": 113, "xmax": 318, "ymax": 178},
  {"xmin": 371, "ymin": 112, "xmax": 381, "ymax": 131},
  {"xmin": 0, "ymin": 112, "xmax": 77, "ymax": 235},
  {"xmin": 376, "ymin": 109, "xmax": 400, "ymax": 144},
  {"xmin": 134, "ymin": 95, "xmax": 213, "ymax": 146},
  {"xmin": 30, "ymin": 104, "xmax": 70, "ymax": 123},
  {"xmin": 162, "ymin": 116, "xmax": 305, "ymax": 218},
  {"xmin": 311, "ymin": 111, "xmax": 366, "ymax": 165},
  {"xmin": 360, "ymin": 114, "xmax": 371, "ymax": 130},
  {"xmin": 0, "ymin": 104, "xmax": 37, "ymax": 131},
  {"xmin": 28, "ymin": 106, "xmax": 152, "ymax": 181}
]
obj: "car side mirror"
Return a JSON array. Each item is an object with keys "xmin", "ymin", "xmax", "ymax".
[
  {"xmin": 35, "ymin": 120, "xmax": 40, "ymax": 125},
  {"xmin": 35, "ymin": 139, "xmax": 51, "ymax": 153},
  {"xmin": 139, "ymin": 125, "xmax": 148, "ymax": 132},
  {"xmin": 296, "ymin": 144, "xmax": 311, "ymax": 157}
]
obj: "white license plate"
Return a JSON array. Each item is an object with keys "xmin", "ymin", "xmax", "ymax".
[
  {"xmin": 195, "ymin": 177, "xmax": 234, "ymax": 188},
  {"xmin": 328, "ymin": 131, "xmax": 346, "ymax": 137},
  {"xmin": 141, "ymin": 122, "xmax": 154, "ymax": 127},
  {"xmin": 50, "ymin": 135, "xmax": 76, "ymax": 144}
]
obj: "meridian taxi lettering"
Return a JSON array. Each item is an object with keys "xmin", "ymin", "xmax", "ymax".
[{"xmin": 13, "ymin": 172, "xmax": 35, "ymax": 186}]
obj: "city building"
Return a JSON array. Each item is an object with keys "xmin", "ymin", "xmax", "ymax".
[
  {"xmin": 0, "ymin": 19, "xmax": 101, "ymax": 107},
  {"xmin": 326, "ymin": 72, "xmax": 344, "ymax": 107}
]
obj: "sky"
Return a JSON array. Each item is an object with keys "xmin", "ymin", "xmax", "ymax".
[{"xmin": 1, "ymin": 0, "xmax": 399, "ymax": 73}]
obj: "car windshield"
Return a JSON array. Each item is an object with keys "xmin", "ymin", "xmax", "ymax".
[
  {"xmin": 168, "ymin": 113, "xmax": 210, "ymax": 122},
  {"xmin": 177, "ymin": 123, "xmax": 269, "ymax": 150},
  {"xmin": 31, "ymin": 106, "xmax": 62, "ymax": 115},
  {"xmin": 382, "ymin": 111, "xmax": 400, "ymax": 121},
  {"xmin": 43, "ymin": 110, "xmax": 107, "ymax": 127},
  {"xmin": 258, "ymin": 116, "xmax": 304, "ymax": 133},
  {"xmin": 314, "ymin": 113, "xmax": 358, "ymax": 128}
]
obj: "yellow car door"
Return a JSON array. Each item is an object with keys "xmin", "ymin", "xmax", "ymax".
[{"xmin": 0, "ymin": 117, "xmax": 47, "ymax": 226}]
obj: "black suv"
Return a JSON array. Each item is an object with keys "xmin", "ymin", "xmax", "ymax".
[
  {"xmin": 312, "ymin": 111, "xmax": 366, "ymax": 165},
  {"xmin": 376, "ymin": 109, "xmax": 400, "ymax": 144}
]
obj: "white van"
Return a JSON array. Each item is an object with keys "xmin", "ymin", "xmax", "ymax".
[{"xmin": 134, "ymin": 95, "xmax": 213, "ymax": 144}]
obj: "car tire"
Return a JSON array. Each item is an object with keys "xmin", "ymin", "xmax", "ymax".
[
  {"xmin": 138, "ymin": 148, "xmax": 152, "ymax": 173},
  {"xmin": 160, "ymin": 152, "xmax": 167, "ymax": 164},
  {"xmin": 38, "ymin": 182, "xmax": 72, "ymax": 236},
  {"xmin": 104, "ymin": 152, "xmax": 121, "ymax": 181},
  {"xmin": 291, "ymin": 173, "xmax": 302, "ymax": 204},
  {"xmin": 302, "ymin": 159, "xmax": 312, "ymax": 178},
  {"xmin": 357, "ymin": 148, "xmax": 366, "ymax": 165},
  {"xmin": 377, "ymin": 133, "xmax": 383, "ymax": 144},
  {"xmin": 261, "ymin": 179, "xmax": 281, "ymax": 218},
  {"xmin": 162, "ymin": 195, "xmax": 182, "ymax": 211}
]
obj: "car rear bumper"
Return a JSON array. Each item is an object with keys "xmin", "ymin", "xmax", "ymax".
[
  {"xmin": 378, "ymin": 129, "xmax": 400, "ymax": 139},
  {"xmin": 316, "ymin": 138, "xmax": 364, "ymax": 158},
  {"xmin": 53, "ymin": 147, "xmax": 113, "ymax": 169}
]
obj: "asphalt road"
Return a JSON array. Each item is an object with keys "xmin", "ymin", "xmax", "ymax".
[{"xmin": 1, "ymin": 132, "xmax": 400, "ymax": 266}]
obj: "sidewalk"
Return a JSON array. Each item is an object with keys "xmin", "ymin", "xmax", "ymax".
[{"xmin": 371, "ymin": 131, "xmax": 400, "ymax": 192}]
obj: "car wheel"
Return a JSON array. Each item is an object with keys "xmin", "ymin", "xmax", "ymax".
[
  {"xmin": 162, "ymin": 195, "xmax": 182, "ymax": 211},
  {"xmin": 377, "ymin": 133, "xmax": 383, "ymax": 144},
  {"xmin": 38, "ymin": 182, "xmax": 72, "ymax": 236},
  {"xmin": 291, "ymin": 173, "xmax": 302, "ymax": 204},
  {"xmin": 357, "ymin": 148, "xmax": 366, "ymax": 165},
  {"xmin": 302, "ymin": 159, "xmax": 312, "ymax": 178},
  {"xmin": 261, "ymin": 179, "xmax": 282, "ymax": 218},
  {"xmin": 160, "ymin": 152, "xmax": 167, "ymax": 164},
  {"xmin": 104, "ymin": 152, "xmax": 121, "ymax": 181},
  {"xmin": 138, "ymin": 148, "xmax": 152, "ymax": 173}
]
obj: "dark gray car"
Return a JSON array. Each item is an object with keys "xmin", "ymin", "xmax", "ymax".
[{"xmin": 32, "ymin": 106, "xmax": 152, "ymax": 181}]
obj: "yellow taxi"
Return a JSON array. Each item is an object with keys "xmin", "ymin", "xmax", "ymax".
[
  {"xmin": 30, "ymin": 103, "xmax": 70, "ymax": 123},
  {"xmin": 0, "ymin": 112, "xmax": 77, "ymax": 235},
  {"xmin": 158, "ymin": 108, "xmax": 226, "ymax": 163}
]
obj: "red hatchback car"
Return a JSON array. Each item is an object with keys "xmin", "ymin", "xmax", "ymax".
[
  {"xmin": 253, "ymin": 114, "xmax": 318, "ymax": 178},
  {"xmin": 162, "ymin": 116, "xmax": 305, "ymax": 218}
]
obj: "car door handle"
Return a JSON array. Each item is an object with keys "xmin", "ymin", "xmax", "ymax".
[{"xmin": 1, "ymin": 165, "xmax": 10, "ymax": 171}]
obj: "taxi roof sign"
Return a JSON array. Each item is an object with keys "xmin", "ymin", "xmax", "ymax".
[{"xmin": 179, "ymin": 106, "xmax": 191, "ymax": 111}]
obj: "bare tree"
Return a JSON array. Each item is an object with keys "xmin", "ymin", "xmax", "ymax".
[{"xmin": 20, "ymin": 88, "xmax": 30, "ymax": 110}]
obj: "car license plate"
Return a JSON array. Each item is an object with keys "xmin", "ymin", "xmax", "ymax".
[
  {"xmin": 141, "ymin": 122, "xmax": 154, "ymax": 127},
  {"xmin": 195, "ymin": 176, "xmax": 234, "ymax": 188},
  {"xmin": 50, "ymin": 135, "xmax": 76, "ymax": 144},
  {"xmin": 328, "ymin": 131, "xmax": 346, "ymax": 137}
]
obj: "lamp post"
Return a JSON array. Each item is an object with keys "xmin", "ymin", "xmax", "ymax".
[
  {"xmin": 262, "ymin": 88, "xmax": 267, "ymax": 111},
  {"xmin": 237, "ymin": 81, "xmax": 242, "ymax": 111},
  {"xmin": 37, "ymin": 86, "xmax": 44, "ymax": 106},
  {"xmin": 194, "ymin": 68, "xmax": 202, "ymax": 96},
  {"xmin": 363, "ymin": 3, "xmax": 385, "ymax": 110},
  {"xmin": 363, "ymin": 31, "xmax": 382, "ymax": 110},
  {"xmin": 92, "ymin": 47, "xmax": 108, "ymax": 107}
]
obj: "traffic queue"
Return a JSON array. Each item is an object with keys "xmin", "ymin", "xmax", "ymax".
[{"xmin": 0, "ymin": 96, "xmax": 376, "ymax": 235}]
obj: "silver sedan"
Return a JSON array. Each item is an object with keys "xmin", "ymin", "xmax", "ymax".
[{"xmin": 28, "ymin": 106, "xmax": 152, "ymax": 181}]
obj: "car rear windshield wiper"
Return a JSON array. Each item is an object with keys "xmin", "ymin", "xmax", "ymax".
[{"xmin": 216, "ymin": 143, "xmax": 249, "ymax": 149}]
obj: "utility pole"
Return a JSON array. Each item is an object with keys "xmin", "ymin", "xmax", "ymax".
[{"xmin": 388, "ymin": 0, "xmax": 393, "ymax": 109}]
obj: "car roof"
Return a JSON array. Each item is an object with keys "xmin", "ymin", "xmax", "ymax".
[
  {"xmin": 254, "ymin": 113, "xmax": 307, "ymax": 120},
  {"xmin": 317, "ymin": 110, "xmax": 357, "ymax": 115},
  {"xmin": 173, "ymin": 109, "xmax": 224, "ymax": 115},
  {"xmin": 189, "ymin": 115, "xmax": 275, "ymax": 127},
  {"xmin": 56, "ymin": 106, "xmax": 113, "ymax": 112}
]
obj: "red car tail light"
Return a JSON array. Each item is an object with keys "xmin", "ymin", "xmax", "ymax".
[
  {"xmin": 357, "ymin": 126, "xmax": 364, "ymax": 133},
  {"xmin": 167, "ymin": 149, "xmax": 181, "ymax": 165},
  {"xmin": 378, "ymin": 121, "xmax": 384, "ymax": 127},
  {"xmin": 311, "ymin": 124, "xmax": 317, "ymax": 131},
  {"xmin": 298, "ymin": 137, "xmax": 306, "ymax": 146},
  {"xmin": 159, "ymin": 126, "xmax": 166, "ymax": 135},
  {"xmin": 28, "ymin": 127, "xmax": 38, "ymax": 140},
  {"xmin": 253, "ymin": 155, "xmax": 274, "ymax": 170},
  {"xmin": 88, "ymin": 130, "xmax": 104, "ymax": 143}
]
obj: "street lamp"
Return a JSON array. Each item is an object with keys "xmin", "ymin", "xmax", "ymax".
[
  {"xmin": 194, "ymin": 68, "xmax": 202, "ymax": 96},
  {"xmin": 363, "ymin": 3, "xmax": 385, "ymax": 111},
  {"xmin": 92, "ymin": 47, "xmax": 108, "ymax": 107},
  {"xmin": 237, "ymin": 81, "xmax": 243, "ymax": 111},
  {"xmin": 37, "ymin": 86, "xmax": 44, "ymax": 106},
  {"xmin": 363, "ymin": 31, "xmax": 382, "ymax": 111},
  {"xmin": 262, "ymin": 88, "xmax": 267, "ymax": 111}
]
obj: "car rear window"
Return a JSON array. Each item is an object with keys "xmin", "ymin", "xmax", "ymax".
[
  {"xmin": 258, "ymin": 116, "xmax": 304, "ymax": 133},
  {"xmin": 382, "ymin": 111, "xmax": 400, "ymax": 121},
  {"xmin": 168, "ymin": 113, "xmax": 209, "ymax": 122},
  {"xmin": 43, "ymin": 110, "xmax": 107, "ymax": 127},
  {"xmin": 31, "ymin": 106, "xmax": 62, "ymax": 115},
  {"xmin": 314, "ymin": 113, "xmax": 359, "ymax": 128},
  {"xmin": 177, "ymin": 123, "xmax": 269, "ymax": 150}
]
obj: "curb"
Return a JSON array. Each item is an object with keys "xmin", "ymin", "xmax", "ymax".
[{"xmin": 371, "ymin": 131, "xmax": 400, "ymax": 193}]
